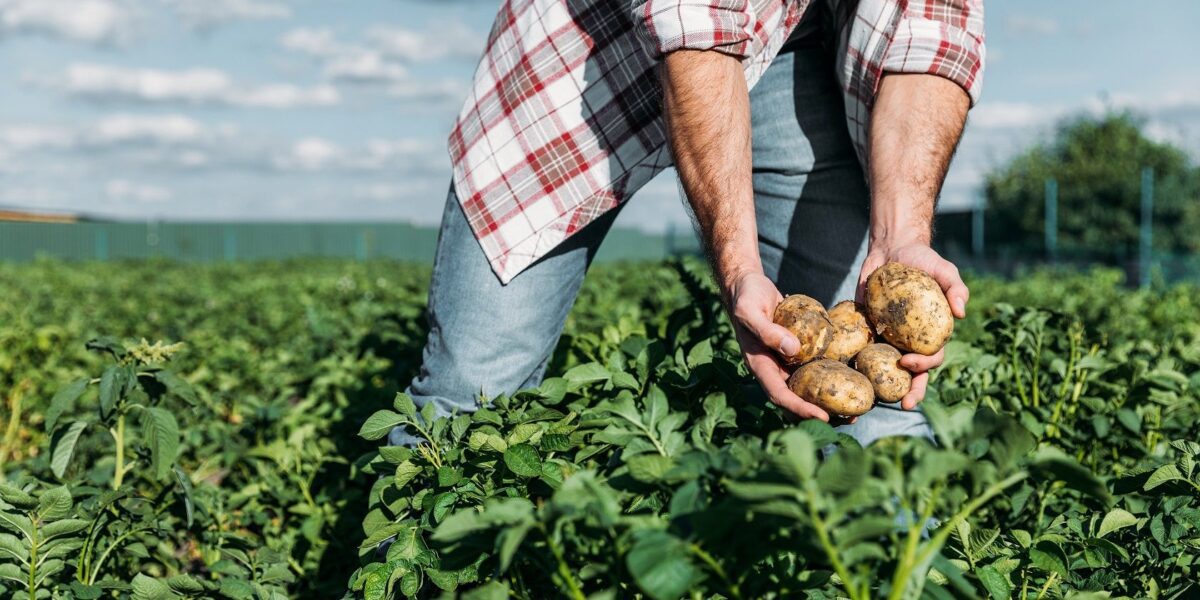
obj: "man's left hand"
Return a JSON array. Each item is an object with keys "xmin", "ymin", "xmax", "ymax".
[{"xmin": 856, "ymin": 242, "xmax": 969, "ymax": 410}]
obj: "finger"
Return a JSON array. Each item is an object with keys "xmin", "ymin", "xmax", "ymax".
[
  {"xmin": 747, "ymin": 355, "xmax": 830, "ymax": 422},
  {"xmin": 899, "ymin": 348, "xmax": 945, "ymax": 373},
  {"xmin": 901, "ymin": 371, "xmax": 929, "ymax": 410},
  {"xmin": 855, "ymin": 256, "xmax": 883, "ymax": 304},
  {"xmin": 737, "ymin": 310, "xmax": 802, "ymax": 359},
  {"xmin": 928, "ymin": 259, "xmax": 969, "ymax": 319}
]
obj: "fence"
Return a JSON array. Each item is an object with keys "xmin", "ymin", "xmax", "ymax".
[{"xmin": 0, "ymin": 221, "xmax": 702, "ymax": 264}]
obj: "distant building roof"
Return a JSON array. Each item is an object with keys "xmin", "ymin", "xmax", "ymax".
[{"xmin": 0, "ymin": 208, "xmax": 80, "ymax": 223}]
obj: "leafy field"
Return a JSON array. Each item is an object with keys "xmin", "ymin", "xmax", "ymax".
[{"xmin": 0, "ymin": 259, "xmax": 1197, "ymax": 599}]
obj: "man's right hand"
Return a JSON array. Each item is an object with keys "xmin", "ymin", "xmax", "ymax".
[{"xmin": 725, "ymin": 270, "xmax": 832, "ymax": 422}]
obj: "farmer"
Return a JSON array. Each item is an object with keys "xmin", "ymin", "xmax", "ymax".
[{"xmin": 394, "ymin": 0, "xmax": 982, "ymax": 447}]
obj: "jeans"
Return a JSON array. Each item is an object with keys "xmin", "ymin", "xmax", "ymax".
[{"xmin": 393, "ymin": 42, "xmax": 931, "ymax": 450}]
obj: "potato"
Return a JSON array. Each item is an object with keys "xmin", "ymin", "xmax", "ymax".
[
  {"xmin": 864, "ymin": 262, "xmax": 954, "ymax": 355},
  {"xmin": 823, "ymin": 301, "xmax": 873, "ymax": 362},
  {"xmin": 772, "ymin": 294, "xmax": 833, "ymax": 365},
  {"xmin": 853, "ymin": 343, "xmax": 910, "ymax": 403},
  {"xmin": 787, "ymin": 359, "xmax": 875, "ymax": 417}
]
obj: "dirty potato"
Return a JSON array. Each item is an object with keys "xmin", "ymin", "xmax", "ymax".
[
  {"xmin": 772, "ymin": 294, "xmax": 833, "ymax": 365},
  {"xmin": 823, "ymin": 301, "xmax": 873, "ymax": 362},
  {"xmin": 864, "ymin": 262, "xmax": 954, "ymax": 355},
  {"xmin": 853, "ymin": 343, "xmax": 910, "ymax": 403},
  {"xmin": 787, "ymin": 359, "xmax": 875, "ymax": 417}
]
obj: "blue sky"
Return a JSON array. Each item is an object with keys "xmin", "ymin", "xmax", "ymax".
[{"xmin": 1, "ymin": 0, "xmax": 1197, "ymax": 231}]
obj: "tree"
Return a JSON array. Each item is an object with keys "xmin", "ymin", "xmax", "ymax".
[{"xmin": 984, "ymin": 112, "xmax": 1200, "ymax": 260}]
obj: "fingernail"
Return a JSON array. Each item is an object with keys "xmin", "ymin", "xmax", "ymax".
[{"xmin": 780, "ymin": 337, "xmax": 800, "ymax": 356}]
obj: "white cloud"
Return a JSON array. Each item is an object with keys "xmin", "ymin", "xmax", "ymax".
[
  {"xmin": 1006, "ymin": 15, "xmax": 1059, "ymax": 36},
  {"xmin": 106, "ymin": 179, "xmax": 172, "ymax": 203},
  {"xmin": 164, "ymin": 0, "xmax": 290, "ymax": 30},
  {"xmin": 389, "ymin": 79, "xmax": 467, "ymax": 104},
  {"xmin": 366, "ymin": 24, "xmax": 482, "ymax": 63},
  {"xmin": 88, "ymin": 114, "xmax": 212, "ymax": 145},
  {"xmin": 279, "ymin": 25, "xmax": 481, "ymax": 86},
  {"xmin": 0, "ymin": 0, "xmax": 133, "ymax": 45},
  {"xmin": 48, "ymin": 63, "xmax": 340, "ymax": 108},
  {"xmin": 272, "ymin": 136, "xmax": 440, "ymax": 172}
]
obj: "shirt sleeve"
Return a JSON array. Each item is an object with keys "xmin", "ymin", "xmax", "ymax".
[
  {"xmin": 630, "ymin": 0, "xmax": 767, "ymax": 61},
  {"xmin": 879, "ymin": 0, "xmax": 986, "ymax": 105}
]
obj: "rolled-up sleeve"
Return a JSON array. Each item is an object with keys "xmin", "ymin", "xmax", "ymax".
[
  {"xmin": 630, "ymin": 0, "xmax": 765, "ymax": 61},
  {"xmin": 880, "ymin": 0, "xmax": 986, "ymax": 105}
]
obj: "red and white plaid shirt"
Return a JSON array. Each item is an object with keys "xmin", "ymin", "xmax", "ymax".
[{"xmin": 449, "ymin": 0, "xmax": 985, "ymax": 283}]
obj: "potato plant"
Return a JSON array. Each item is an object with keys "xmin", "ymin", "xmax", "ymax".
[{"xmin": 0, "ymin": 259, "xmax": 1195, "ymax": 598}]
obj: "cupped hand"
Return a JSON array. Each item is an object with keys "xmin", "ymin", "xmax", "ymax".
[
  {"xmin": 856, "ymin": 243, "xmax": 969, "ymax": 410},
  {"xmin": 725, "ymin": 271, "xmax": 832, "ymax": 422}
]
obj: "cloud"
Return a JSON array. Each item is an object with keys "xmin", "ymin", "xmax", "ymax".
[
  {"xmin": 280, "ymin": 25, "xmax": 481, "ymax": 86},
  {"xmin": 388, "ymin": 78, "xmax": 467, "ymax": 104},
  {"xmin": 0, "ymin": 0, "xmax": 133, "ymax": 45},
  {"xmin": 106, "ymin": 179, "xmax": 172, "ymax": 203},
  {"xmin": 1005, "ymin": 15, "xmax": 1059, "ymax": 36},
  {"xmin": 163, "ymin": 0, "xmax": 290, "ymax": 30},
  {"xmin": 272, "ymin": 136, "xmax": 441, "ymax": 172},
  {"xmin": 43, "ymin": 63, "xmax": 340, "ymax": 108}
]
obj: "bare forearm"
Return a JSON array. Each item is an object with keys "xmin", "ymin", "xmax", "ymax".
[
  {"xmin": 868, "ymin": 74, "xmax": 969, "ymax": 247},
  {"xmin": 662, "ymin": 50, "xmax": 758, "ymax": 295}
]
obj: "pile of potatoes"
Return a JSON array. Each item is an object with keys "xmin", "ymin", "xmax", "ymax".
[{"xmin": 772, "ymin": 262, "xmax": 954, "ymax": 417}]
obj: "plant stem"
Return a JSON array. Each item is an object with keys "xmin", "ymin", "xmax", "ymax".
[
  {"xmin": 890, "ymin": 471, "xmax": 1029, "ymax": 600},
  {"xmin": 689, "ymin": 543, "xmax": 742, "ymax": 599},
  {"xmin": 0, "ymin": 380, "xmax": 30, "ymax": 471},
  {"xmin": 804, "ymin": 487, "xmax": 862, "ymax": 600},
  {"xmin": 111, "ymin": 413, "xmax": 126, "ymax": 489},
  {"xmin": 1035, "ymin": 571, "xmax": 1058, "ymax": 599},
  {"xmin": 540, "ymin": 525, "xmax": 585, "ymax": 600},
  {"xmin": 27, "ymin": 517, "xmax": 37, "ymax": 596}
]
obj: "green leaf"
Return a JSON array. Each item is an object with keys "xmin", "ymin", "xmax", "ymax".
[
  {"xmin": 0, "ymin": 484, "xmax": 37, "ymax": 510},
  {"xmin": 0, "ymin": 533, "xmax": 24, "ymax": 563},
  {"xmin": 461, "ymin": 581, "xmax": 509, "ymax": 600},
  {"xmin": 1097, "ymin": 508, "xmax": 1138, "ymax": 538},
  {"xmin": 69, "ymin": 582, "xmax": 104, "ymax": 599},
  {"xmin": 154, "ymin": 370, "xmax": 198, "ymax": 405},
  {"xmin": 1031, "ymin": 448, "xmax": 1110, "ymax": 502},
  {"xmin": 437, "ymin": 466, "xmax": 463, "ymax": 488},
  {"xmin": 40, "ymin": 518, "xmax": 88, "ymax": 540},
  {"xmin": 45, "ymin": 378, "xmax": 89, "ymax": 432},
  {"xmin": 131, "ymin": 573, "xmax": 180, "ymax": 600},
  {"xmin": 503, "ymin": 444, "xmax": 542, "ymax": 478},
  {"xmin": 393, "ymin": 393, "xmax": 417, "ymax": 417},
  {"xmin": 37, "ymin": 486, "xmax": 72, "ymax": 521},
  {"xmin": 626, "ymin": 530, "xmax": 702, "ymax": 600},
  {"xmin": 99, "ymin": 365, "xmax": 126, "ymax": 418},
  {"xmin": 686, "ymin": 339, "xmax": 713, "ymax": 368},
  {"xmin": 564, "ymin": 362, "xmax": 610, "ymax": 386},
  {"xmin": 50, "ymin": 421, "xmax": 88, "ymax": 479},
  {"xmin": 1144, "ymin": 463, "xmax": 1184, "ymax": 491},
  {"xmin": 976, "ymin": 565, "xmax": 1011, "ymax": 600},
  {"xmin": 394, "ymin": 461, "xmax": 423, "ymax": 489},
  {"xmin": 0, "ymin": 511, "xmax": 34, "ymax": 539},
  {"xmin": 626, "ymin": 453, "xmax": 674, "ymax": 483},
  {"xmin": 359, "ymin": 410, "xmax": 405, "ymax": 441},
  {"xmin": 1029, "ymin": 540, "xmax": 1069, "ymax": 580},
  {"xmin": 495, "ymin": 523, "xmax": 531, "ymax": 572},
  {"xmin": 143, "ymin": 407, "xmax": 180, "ymax": 481},
  {"xmin": 165, "ymin": 574, "xmax": 205, "ymax": 594}
]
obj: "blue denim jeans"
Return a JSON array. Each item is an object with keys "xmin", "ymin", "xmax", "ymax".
[{"xmin": 394, "ymin": 43, "xmax": 931, "ymax": 449}]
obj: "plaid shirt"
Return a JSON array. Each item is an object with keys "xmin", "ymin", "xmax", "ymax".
[{"xmin": 449, "ymin": 0, "xmax": 985, "ymax": 284}]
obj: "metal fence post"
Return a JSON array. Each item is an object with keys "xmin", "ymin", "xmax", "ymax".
[
  {"xmin": 356, "ymin": 230, "xmax": 368, "ymax": 261},
  {"xmin": 1140, "ymin": 167, "xmax": 1154, "ymax": 288},
  {"xmin": 224, "ymin": 227, "xmax": 237, "ymax": 261},
  {"xmin": 95, "ymin": 229, "xmax": 108, "ymax": 261},
  {"xmin": 1044, "ymin": 178, "xmax": 1058, "ymax": 262}
]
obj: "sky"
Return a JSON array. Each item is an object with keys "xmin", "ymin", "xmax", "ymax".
[{"xmin": 0, "ymin": 0, "xmax": 1197, "ymax": 231}]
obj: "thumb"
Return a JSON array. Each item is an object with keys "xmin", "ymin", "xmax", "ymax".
[{"xmin": 742, "ymin": 313, "xmax": 801, "ymax": 358}]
